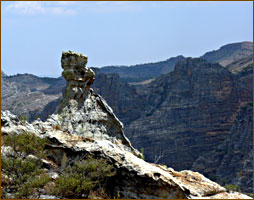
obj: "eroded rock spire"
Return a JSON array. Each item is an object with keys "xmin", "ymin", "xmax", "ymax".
[
  {"xmin": 1, "ymin": 51, "xmax": 252, "ymax": 199},
  {"xmin": 56, "ymin": 51, "xmax": 138, "ymax": 154}
]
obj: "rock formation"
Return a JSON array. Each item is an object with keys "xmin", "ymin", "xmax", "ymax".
[
  {"xmin": 1, "ymin": 73, "xmax": 63, "ymax": 122},
  {"xmin": 92, "ymin": 68, "xmax": 145, "ymax": 125},
  {"xmin": 55, "ymin": 51, "xmax": 137, "ymax": 153},
  {"xmin": 124, "ymin": 58, "xmax": 253, "ymax": 192},
  {"xmin": 216, "ymin": 103, "xmax": 253, "ymax": 193},
  {"xmin": 1, "ymin": 51, "xmax": 251, "ymax": 199}
]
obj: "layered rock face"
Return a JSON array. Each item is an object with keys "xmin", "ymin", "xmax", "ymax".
[
  {"xmin": 124, "ymin": 58, "xmax": 252, "ymax": 190},
  {"xmin": 92, "ymin": 68, "xmax": 145, "ymax": 125},
  {"xmin": 217, "ymin": 103, "xmax": 253, "ymax": 193},
  {"xmin": 55, "ymin": 51, "xmax": 137, "ymax": 152},
  {"xmin": 236, "ymin": 63, "xmax": 253, "ymax": 94},
  {"xmin": 1, "ymin": 51, "xmax": 251, "ymax": 199}
]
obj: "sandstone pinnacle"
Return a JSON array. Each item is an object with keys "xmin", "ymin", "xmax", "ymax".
[
  {"xmin": 61, "ymin": 50, "xmax": 95, "ymax": 83},
  {"xmin": 56, "ymin": 51, "xmax": 138, "ymax": 155}
]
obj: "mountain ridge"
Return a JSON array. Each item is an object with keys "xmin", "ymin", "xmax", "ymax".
[
  {"xmin": 1, "ymin": 51, "xmax": 251, "ymax": 198},
  {"xmin": 1, "ymin": 42, "xmax": 253, "ymax": 194}
]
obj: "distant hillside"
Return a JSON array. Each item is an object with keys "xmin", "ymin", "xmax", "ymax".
[
  {"xmin": 1, "ymin": 43, "xmax": 253, "ymax": 193},
  {"xmin": 226, "ymin": 55, "xmax": 253, "ymax": 74},
  {"xmin": 1, "ymin": 73, "xmax": 64, "ymax": 121},
  {"xmin": 99, "ymin": 55, "xmax": 185, "ymax": 82},
  {"xmin": 5, "ymin": 73, "xmax": 65, "ymax": 93},
  {"xmin": 201, "ymin": 41, "xmax": 253, "ymax": 66}
]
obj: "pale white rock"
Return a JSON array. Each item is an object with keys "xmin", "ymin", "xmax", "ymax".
[{"xmin": 1, "ymin": 51, "xmax": 251, "ymax": 199}]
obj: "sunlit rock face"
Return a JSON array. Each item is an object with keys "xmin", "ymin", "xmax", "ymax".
[
  {"xmin": 56, "ymin": 51, "xmax": 137, "ymax": 154},
  {"xmin": 1, "ymin": 52, "xmax": 252, "ymax": 199}
]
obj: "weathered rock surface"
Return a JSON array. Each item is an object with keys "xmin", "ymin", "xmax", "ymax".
[
  {"xmin": 1, "ymin": 68, "xmax": 144, "ymax": 125},
  {"xmin": 217, "ymin": 103, "xmax": 253, "ymax": 193},
  {"xmin": 124, "ymin": 58, "xmax": 253, "ymax": 192},
  {"xmin": 1, "ymin": 51, "xmax": 251, "ymax": 199},
  {"xmin": 55, "ymin": 51, "xmax": 137, "ymax": 153},
  {"xmin": 1, "ymin": 42, "xmax": 252, "ymax": 194},
  {"xmin": 92, "ymin": 68, "xmax": 145, "ymax": 125},
  {"xmin": 1, "ymin": 73, "xmax": 64, "ymax": 122}
]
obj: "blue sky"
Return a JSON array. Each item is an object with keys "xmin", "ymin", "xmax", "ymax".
[{"xmin": 2, "ymin": 1, "xmax": 253, "ymax": 77}]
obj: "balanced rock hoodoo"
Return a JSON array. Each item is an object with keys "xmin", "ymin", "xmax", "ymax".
[{"xmin": 1, "ymin": 51, "xmax": 251, "ymax": 199}]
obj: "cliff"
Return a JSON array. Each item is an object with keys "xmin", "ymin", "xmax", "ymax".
[
  {"xmin": 1, "ymin": 51, "xmax": 251, "ymax": 199},
  {"xmin": 124, "ymin": 58, "xmax": 253, "ymax": 192}
]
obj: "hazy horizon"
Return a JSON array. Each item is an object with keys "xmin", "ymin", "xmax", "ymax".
[{"xmin": 2, "ymin": 1, "xmax": 253, "ymax": 77}]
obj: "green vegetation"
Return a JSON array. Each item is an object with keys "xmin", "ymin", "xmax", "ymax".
[
  {"xmin": 1, "ymin": 132, "xmax": 117, "ymax": 199},
  {"xmin": 224, "ymin": 184, "xmax": 241, "ymax": 192},
  {"xmin": 19, "ymin": 114, "xmax": 27, "ymax": 124},
  {"xmin": 138, "ymin": 147, "xmax": 145, "ymax": 160},
  {"xmin": 1, "ymin": 132, "xmax": 50, "ymax": 198},
  {"xmin": 2, "ymin": 132, "xmax": 47, "ymax": 159},
  {"xmin": 52, "ymin": 158, "xmax": 115, "ymax": 198}
]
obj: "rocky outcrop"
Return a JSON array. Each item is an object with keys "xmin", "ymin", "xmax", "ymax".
[
  {"xmin": 1, "ymin": 43, "xmax": 252, "ymax": 194},
  {"xmin": 1, "ymin": 73, "xmax": 63, "ymax": 122},
  {"xmin": 1, "ymin": 51, "xmax": 251, "ymax": 199},
  {"xmin": 55, "ymin": 51, "xmax": 137, "ymax": 153},
  {"xmin": 3, "ymin": 110, "xmax": 251, "ymax": 199},
  {"xmin": 92, "ymin": 68, "xmax": 145, "ymax": 125},
  {"xmin": 124, "ymin": 58, "xmax": 252, "ymax": 192},
  {"xmin": 217, "ymin": 103, "xmax": 253, "ymax": 193}
]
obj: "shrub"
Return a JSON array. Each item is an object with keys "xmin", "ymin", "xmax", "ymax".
[
  {"xmin": 224, "ymin": 184, "xmax": 241, "ymax": 192},
  {"xmin": 52, "ymin": 158, "xmax": 115, "ymax": 198},
  {"xmin": 138, "ymin": 147, "xmax": 145, "ymax": 160},
  {"xmin": 16, "ymin": 175, "xmax": 51, "ymax": 198},
  {"xmin": 53, "ymin": 175, "xmax": 94, "ymax": 198},
  {"xmin": 1, "ymin": 132, "xmax": 49, "ymax": 198},
  {"xmin": 20, "ymin": 114, "xmax": 27, "ymax": 124},
  {"xmin": 2, "ymin": 132, "xmax": 47, "ymax": 159},
  {"xmin": 1, "ymin": 157, "xmax": 50, "ymax": 198}
]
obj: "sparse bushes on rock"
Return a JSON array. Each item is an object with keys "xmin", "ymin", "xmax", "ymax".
[
  {"xmin": 52, "ymin": 158, "xmax": 116, "ymax": 198},
  {"xmin": 19, "ymin": 114, "xmax": 27, "ymax": 124},
  {"xmin": 138, "ymin": 147, "xmax": 145, "ymax": 160},
  {"xmin": 224, "ymin": 184, "xmax": 241, "ymax": 192},
  {"xmin": 1, "ymin": 132, "xmax": 117, "ymax": 199},
  {"xmin": 1, "ymin": 132, "xmax": 50, "ymax": 198},
  {"xmin": 2, "ymin": 132, "xmax": 47, "ymax": 159}
]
